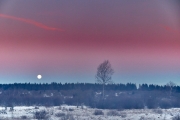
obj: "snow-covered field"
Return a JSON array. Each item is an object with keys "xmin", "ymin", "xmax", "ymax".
[{"xmin": 0, "ymin": 105, "xmax": 179, "ymax": 120}]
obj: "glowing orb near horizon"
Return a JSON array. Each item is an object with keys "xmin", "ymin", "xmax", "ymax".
[{"xmin": 37, "ymin": 75, "xmax": 42, "ymax": 79}]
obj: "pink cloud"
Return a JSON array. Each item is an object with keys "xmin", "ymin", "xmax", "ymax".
[
  {"xmin": 0, "ymin": 14, "xmax": 64, "ymax": 31},
  {"xmin": 161, "ymin": 25, "xmax": 179, "ymax": 35}
]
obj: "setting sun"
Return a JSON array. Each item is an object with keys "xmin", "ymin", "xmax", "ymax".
[{"xmin": 37, "ymin": 75, "xmax": 42, "ymax": 79}]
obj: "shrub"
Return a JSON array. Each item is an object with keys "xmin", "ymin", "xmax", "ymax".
[
  {"xmin": 152, "ymin": 108, "xmax": 163, "ymax": 114},
  {"xmin": 139, "ymin": 116, "xmax": 146, "ymax": 120},
  {"xmin": 81, "ymin": 104, "xmax": 84, "ymax": 109},
  {"xmin": 55, "ymin": 112, "xmax": 66, "ymax": 117},
  {"xmin": 9, "ymin": 107, "xmax": 14, "ymax": 111},
  {"xmin": 33, "ymin": 110, "xmax": 49, "ymax": 119},
  {"xmin": 61, "ymin": 114, "xmax": 75, "ymax": 120},
  {"xmin": 0, "ymin": 110, "xmax": 7, "ymax": 114},
  {"xmin": 58, "ymin": 106, "xmax": 62, "ymax": 110},
  {"xmin": 119, "ymin": 112, "xmax": 127, "ymax": 118},
  {"xmin": 62, "ymin": 107, "xmax": 68, "ymax": 111},
  {"xmin": 21, "ymin": 115, "xmax": 28, "ymax": 119},
  {"xmin": 172, "ymin": 114, "xmax": 180, "ymax": 120},
  {"xmin": 94, "ymin": 110, "xmax": 104, "ymax": 115},
  {"xmin": 69, "ymin": 108, "xmax": 74, "ymax": 111},
  {"xmin": 107, "ymin": 110, "xmax": 120, "ymax": 116}
]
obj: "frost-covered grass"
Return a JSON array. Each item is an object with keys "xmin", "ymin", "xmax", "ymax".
[{"xmin": 0, "ymin": 105, "xmax": 180, "ymax": 120}]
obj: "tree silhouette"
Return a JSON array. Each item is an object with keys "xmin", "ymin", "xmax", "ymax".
[{"xmin": 95, "ymin": 60, "xmax": 114, "ymax": 98}]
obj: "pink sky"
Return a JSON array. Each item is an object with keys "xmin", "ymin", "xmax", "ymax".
[{"xmin": 0, "ymin": 0, "xmax": 180, "ymax": 84}]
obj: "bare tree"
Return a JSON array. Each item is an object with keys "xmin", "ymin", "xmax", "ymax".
[{"xmin": 95, "ymin": 60, "xmax": 114, "ymax": 98}]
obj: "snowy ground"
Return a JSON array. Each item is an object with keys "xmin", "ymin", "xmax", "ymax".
[{"xmin": 0, "ymin": 105, "xmax": 179, "ymax": 120}]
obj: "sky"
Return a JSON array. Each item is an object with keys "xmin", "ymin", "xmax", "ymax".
[{"xmin": 0, "ymin": 0, "xmax": 180, "ymax": 85}]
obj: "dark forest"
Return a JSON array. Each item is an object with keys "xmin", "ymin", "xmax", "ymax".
[{"xmin": 0, "ymin": 82, "xmax": 180, "ymax": 109}]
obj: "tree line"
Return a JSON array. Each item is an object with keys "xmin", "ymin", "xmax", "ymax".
[
  {"xmin": 0, "ymin": 82, "xmax": 136, "ymax": 91},
  {"xmin": 0, "ymin": 82, "xmax": 179, "ymax": 109},
  {"xmin": 0, "ymin": 82, "xmax": 180, "ymax": 92}
]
